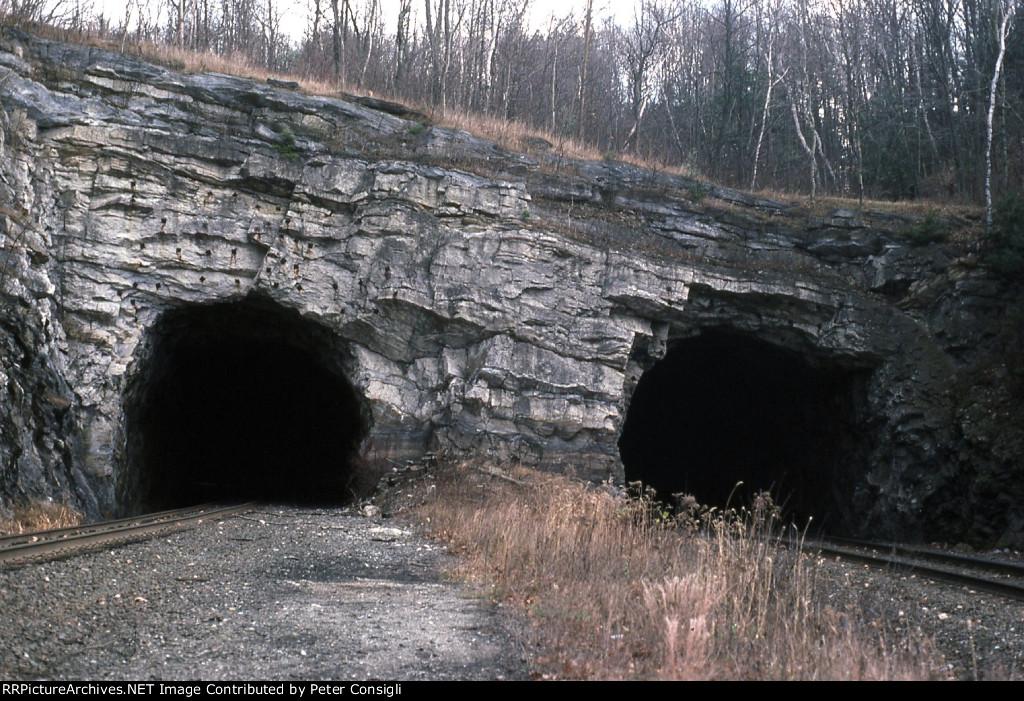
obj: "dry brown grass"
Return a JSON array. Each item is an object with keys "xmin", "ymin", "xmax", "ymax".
[
  {"xmin": 750, "ymin": 187, "xmax": 984, "ymax": 222},
  {"xmin": 432, "ymin": 109, "xmax": 600, "ymax": 161},
  {"xmin": 412, "ymin": 462, "xmax": 944, "ymax": 680},
  {"xmin": 129, "ymin": 41, "xmax": 345, "ymax": 98},
  {"xmin": 0, "ymin": 499, "xmax": 82, "ymax": 535},
  {"xmin": 432, "ymin": 109, "xmax": 699, "ymax": 178}
]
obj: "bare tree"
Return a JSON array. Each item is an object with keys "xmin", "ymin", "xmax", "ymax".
[
  {"xmin": 832, "ymin": 0, "xmax": 867, "ymax": 201},
  {"xmin": 986, "ymin": 0, "xmax": 1015, "ymax": 234},
  {"xmin": 577, "ymin": 0, "xmax": 594, "ymax": 141},
  {"xmin": 618, "ymin": 0, "xmax": 678, "ymax": 151},
  {"xmin": 751, "ymin": 0, "xmax": 786, "ymax": 190},
  {"xmin": 254, "ymin": 0, "xmax": 282, "ymax": 67},
  {"xmin": 394, "ymin": 0, "xmax": 412, "ymax": 88},
  {"xmin": 424, "ymin": 0, "xmax": 467, "ymax": 111},
  {"xmin": 783, "ymin": 0, "xmax": 819, "ymax": 199},
  {"xmin": 330, "ymin": 0, "xmax": 350, "ymax": 81},
  {"xmin": 171, "ymin": 0, "xmax": 187, "ymax": 47}
]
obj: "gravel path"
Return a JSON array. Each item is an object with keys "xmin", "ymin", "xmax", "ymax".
[
  {"xmin": 2, "ymin": 499, "xmax": 1021, "ymax": 681},
  {"xmin": 0, "ymin": 507, "xmax": 527, "ymax": 680}
]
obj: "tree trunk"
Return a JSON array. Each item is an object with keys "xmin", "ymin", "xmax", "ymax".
[
  {"xmin": 578, "ymin": 0, "xmax": 593, "ymax": 142},
  {"xmin": 986, "ymin": 4, "xmax": 1014, "ymax": 234}
]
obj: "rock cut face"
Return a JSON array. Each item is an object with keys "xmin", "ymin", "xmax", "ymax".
[
  {"xmin": 121, "ymin": 296, "xmax": 368, "ymax": 510},
  {"xmin": 1, "ymin": 31, "xmax": 1021, "ymax": 546},
  {"xmin": 619, "ymin": 330, "xmax": 872, "ymax": 533}
]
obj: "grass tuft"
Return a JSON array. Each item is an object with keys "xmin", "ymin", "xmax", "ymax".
[{"xmin": 0, "ymin": 499, "xmax": 82, "ymax": 535}]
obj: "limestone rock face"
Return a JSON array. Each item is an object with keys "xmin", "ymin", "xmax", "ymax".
[{"xmin": 0, "ymin": 31, "xmax": 1020, "ymax": 544}]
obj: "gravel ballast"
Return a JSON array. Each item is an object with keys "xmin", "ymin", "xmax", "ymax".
[{"xmin": 0, "ymin": 507, "xmax": 526, "ymax": 680}]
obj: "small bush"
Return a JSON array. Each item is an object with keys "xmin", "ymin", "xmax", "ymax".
[
  {"xmin": 686, "ymin": 181, "xmax": 713, "ymax": 203},
  {"xmin": 987, "ymin": 194, "xmax": 1024, "ymax": 277},
  {"xmin": 275, "ymin": 128, "xmax": 300, "ymax": 160},
  {"xmin": 905, "ymin": 211, "xmax": 950, "ymax": 246}
]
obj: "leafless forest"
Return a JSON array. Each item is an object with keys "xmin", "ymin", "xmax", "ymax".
[{"xmin": 3, "ymin": 0, "xmax": 1021, "ymax": 205}]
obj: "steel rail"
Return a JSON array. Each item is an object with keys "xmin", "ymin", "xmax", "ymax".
[
  {"xmin": 0, "ymin": 503, "xmax": 257, "ymax": 565},
  {"xmin": 800, "ymin": 537, "xmax": 1024, "ymax": 602},
  {"xmin": 0, "ymin": 503, "xmax": 222, "ymax": 549},
  {"xmin": 820, "ymin": 535, "xmax": 1024, "ymax": 578}
]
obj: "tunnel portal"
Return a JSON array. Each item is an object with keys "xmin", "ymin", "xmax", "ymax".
[
  {"xmin": 618, "ymin": 330, "xmax": 870, "ymax": 532},
  {"xmin": 123, "ymin": 297, "xmax": 368, "ymax": 511}
]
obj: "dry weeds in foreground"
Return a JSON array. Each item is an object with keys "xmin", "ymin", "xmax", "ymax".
[
  {"xmin": 413, "ymin": 463, "xmax": 944, "ymax": 680},
  {"xmin": 0, "ymin": 499, "xmax": 82, "ymax": 535}
]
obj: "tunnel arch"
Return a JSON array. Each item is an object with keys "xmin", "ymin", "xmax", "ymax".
[
  {"xmin": 121, "ymin": 295, "xmax": 371, "ymax": 511},
  {"xmin": 618, "ymin": 329, "xmax": 873, "ymax": 533}
]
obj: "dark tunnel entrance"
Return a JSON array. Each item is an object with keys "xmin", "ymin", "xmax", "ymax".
[
  {"xmin": 618, "ymin": 330, "xmax": 871, "ymax": 533},
  {"xmin": 123, "ymin": 296, "xmax": 369, "ymax": 511}
]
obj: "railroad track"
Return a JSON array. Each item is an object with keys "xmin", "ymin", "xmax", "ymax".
[
  {"xmin": 0, "ymin": 503, "xmax": 257, "ymax": 566},
  {"xmin": 800, "ymin": 535, "xmax": 1024, "ymax": 602}
]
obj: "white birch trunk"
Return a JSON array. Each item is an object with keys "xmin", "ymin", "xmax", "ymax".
[{"xmin": 986, "ymin": 4, "xmax": 1014, "ymax": 234}]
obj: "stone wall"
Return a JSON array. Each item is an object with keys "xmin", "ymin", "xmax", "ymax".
[{"xmin": 1, "ymin": 30, "xmax": 1020, "ymax": 545}]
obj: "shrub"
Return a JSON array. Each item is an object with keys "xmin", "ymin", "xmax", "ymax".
[
  {"xmin": 905, "ymin": 211, "xmax": 950, "ymax": 246},
  {"xmin": 276, "ymin": 127, "xmax": 300, "ymax": 160},
  {"xmin": 987, "ymin": 194, "xmax": 1024, "ymax": 277},
  {"xmin": 687, "ymin": 181, "xmax": 713, "ymax": 203}
]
